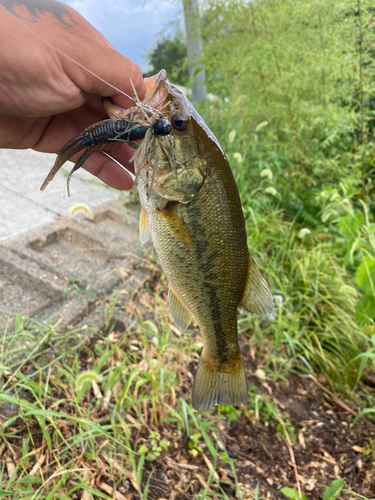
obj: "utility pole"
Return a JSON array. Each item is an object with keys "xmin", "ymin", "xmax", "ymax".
[{"xmin": 182, "ymin": 0, "xmax": 207, "ymax": 103}]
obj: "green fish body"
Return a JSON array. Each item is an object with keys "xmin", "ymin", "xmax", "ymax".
[{"xmin": 136, "ymin": 71, "xmax": 273, "ymax": 411}]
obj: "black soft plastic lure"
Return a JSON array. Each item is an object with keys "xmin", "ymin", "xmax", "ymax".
[{"xmin": 40, "ymin": 115, "xmax": 171, "ymax": 196}]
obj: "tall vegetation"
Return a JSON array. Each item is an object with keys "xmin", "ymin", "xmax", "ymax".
[{"xmin": 193, "ymin": 0, "xmax": 375, "ymax": 384}]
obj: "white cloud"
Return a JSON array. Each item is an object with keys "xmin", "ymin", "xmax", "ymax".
[{"xmin": 65, "ymin": 0, "xmax": 182, "ymax": 71}]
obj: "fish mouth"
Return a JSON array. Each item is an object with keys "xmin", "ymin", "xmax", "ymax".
[
  {"xmin": 102, "ymin": 70, "xmax": 199, "ymax": 197},
  {"xmin": 144, "ymin": 70, "xmax": 192, "ymax": 118},
  {"xmin": 143, "ymin": 71, "xmax": 168, "ymax": 107}
]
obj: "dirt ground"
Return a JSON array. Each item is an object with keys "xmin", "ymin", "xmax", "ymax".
[
  {"xmin": 136, "ymin": 357, "xmax": 375, "ymax": 500},
  {"xmin": 5, "ymin": 354, "xmax": 374, "ymax": 500},
  {"xmin": 134, "ymin": 274, "xmax": 375, "ymax": 500}
]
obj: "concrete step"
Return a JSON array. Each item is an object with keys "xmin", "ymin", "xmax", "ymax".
[
  {"xmin": 0, "ymin": 200, "xmax": 151, "ymax": 332},
  {"xmin": 0, "ymin": 150, "xmax": 153, "ymax": 333}
]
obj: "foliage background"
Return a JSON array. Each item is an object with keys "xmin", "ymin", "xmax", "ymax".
[{"xmin": 149, "ymin": 0, "xmax": 375, "ymax": 387}]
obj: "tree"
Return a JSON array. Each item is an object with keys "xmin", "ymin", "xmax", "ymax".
[
  {"xmin": 182, "ymin": 0, "xmax": 207, "ymax": 103},
  {"xmin": 147, "ymin": 34, "xmax": 188, "ymax": 86}
]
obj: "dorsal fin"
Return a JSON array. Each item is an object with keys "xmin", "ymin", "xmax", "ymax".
[
  {"xmin": 240, "ymin": 256, "xmax": 274, "ymax": 316},
  {"xmin": 168, "ymin": 285, "xmax": 193, "ymax": 331},
  {"xmin": 139, "ymin": 206, "xmax": 151, "ymax": 244}
]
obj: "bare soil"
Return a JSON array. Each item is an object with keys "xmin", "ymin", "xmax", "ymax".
[{"xmin": 136, "ymin": 356, "xmax": 375, "ymax": 500}]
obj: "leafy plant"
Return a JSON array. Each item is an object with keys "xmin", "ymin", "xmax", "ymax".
[
  {"xmin": 281, "ymin": 478, "xmax": 345, "ymax": 500},
  {"xmin": 63, "ymin": 270, "xmax": 97, "ymax": 300},
  {"xmin": 323, "ymin": 479, "xmax": 345, "ymax": 500},
  {"xmin": 281, "ymin": 487, "xmax": 307, "ymax": 500},
  {"xmin": 138, "ymin": 431, "xmax": 170, "ymax": 462}
]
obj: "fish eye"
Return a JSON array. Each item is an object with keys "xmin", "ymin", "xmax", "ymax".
[{"xmin": 171, "ymin": 114, "xmax": 189, "ymax": 133}]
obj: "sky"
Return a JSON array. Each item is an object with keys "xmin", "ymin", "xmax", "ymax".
[{"xmin": 65, "ymin": 0, "xmax": 182, "ymax": 72}]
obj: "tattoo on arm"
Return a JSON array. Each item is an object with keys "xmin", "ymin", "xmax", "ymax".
[{"xmin": 1, "ymin": 0, "xmax": 73, "ymax": 26}]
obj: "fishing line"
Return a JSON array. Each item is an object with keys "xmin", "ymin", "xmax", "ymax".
[
  {"xmin": 1, "ymin": 2, "xmax": 176, "ymax": 196},
  {"xmin": 0, "ymin": 2, "xmax": 137, "ymax": 104},
  {"xmin": 101, "ymin": 150, "xmax": 135, "ymax": 181}
]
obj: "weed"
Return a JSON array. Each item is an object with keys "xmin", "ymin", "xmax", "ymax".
[
  {"xmin": 63, "ymin": 270, "xmax": 97, "ymax": 300},
  {"xmin": 138, "ymin": 431, "xmax": 171, "ymax": 461}
]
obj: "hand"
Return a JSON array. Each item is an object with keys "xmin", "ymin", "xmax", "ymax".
[{"xmin": 0, "ymin": 0, "xmax": 146, "ymax": 190}]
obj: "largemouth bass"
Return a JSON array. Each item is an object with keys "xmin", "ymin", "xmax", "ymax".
[
  {"xmin": 109, "ymin": 71, "xmax": 274, "ymax": 411},
  {"xmin": 41, "ymin": 70, "xmax": 274, "ymax": 412}
]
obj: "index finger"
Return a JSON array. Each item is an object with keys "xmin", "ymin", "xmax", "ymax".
[
  {"xmin": 51, "ymin": 4, "xmax": 147, "ymax": 109},
  {"xmin": 67, "ymin": 6, "xmax": 146, "ymax": 109}
]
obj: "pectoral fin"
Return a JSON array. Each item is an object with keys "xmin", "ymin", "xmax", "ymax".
[
  {"xmin": 158, "ymin": 207, "xmax": 193, "ymax": 249},
  {"xmin": 168, "ymin": 285, "xmax": 193, "ymax": 331},
  {"xmin": 139, "ymin": 206, "xmax": 151, "ymax": 244},
  {"xmin": 240, "ymin": 256, "xmax": 274, "ymax": 315}
]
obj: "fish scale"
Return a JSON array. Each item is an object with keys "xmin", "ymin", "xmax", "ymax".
[{"xmin": 148, "ymin": 173, "xmax": 247, "ymax": 362}]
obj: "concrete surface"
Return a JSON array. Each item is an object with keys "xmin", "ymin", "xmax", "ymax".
[
  {"xmin": 0, "ymin": 149, "xmax": 120, "ymax": 241},
  {"xmin": 0, "ymin": 149, "xmax": 148, "ymax": 333}
]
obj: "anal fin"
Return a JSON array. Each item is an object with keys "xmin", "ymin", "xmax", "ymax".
[
  {"xmin": 168, "ymin": 285, "xmax": 193, "ymax": 331},
  {"xmin": 240, "ymin": 256, "xmax": 274, "ymax": 316},
  {"xmin": 139, "ymin": 206, "xmax": 151, "ymax": 244},
  {"xmin": 192, "ymin": 352, "xmax": 248, "ymax": 412}
]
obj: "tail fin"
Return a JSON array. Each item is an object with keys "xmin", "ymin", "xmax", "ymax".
[{"xmin": 192, "ymin": 354, "xmax": 248, "ymax": 412}]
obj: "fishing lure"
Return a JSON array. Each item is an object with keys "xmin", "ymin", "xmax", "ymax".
[{"xmin": 40, "ymin": 110, "xmax": 172, "ymax": 196}]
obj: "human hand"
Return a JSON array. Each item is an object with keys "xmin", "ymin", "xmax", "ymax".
[{"xmin": 0, "ymin": 0, "xmax": 146, "ymax": 190}]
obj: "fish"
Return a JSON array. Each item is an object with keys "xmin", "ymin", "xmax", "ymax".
[
  {"xmin": 106, "ymin": 70, "xmax": 274, "ymax": 411},
  {"xmin": 41, "ymin": 70, "xmax": 274, "ymax": 412}
]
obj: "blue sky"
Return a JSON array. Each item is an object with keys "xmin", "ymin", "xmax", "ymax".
[{"xmin": 65, "ymin": 0, "xmax": 182, "ymax": 72}]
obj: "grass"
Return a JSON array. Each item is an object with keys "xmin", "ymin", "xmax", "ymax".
[
  {"xmin": 0, "ymin": 202, "xmax": 374, "ymax": 499},
  {"xmin": 237, "ymin": 208, "xmax": 364, "ymax": 385},
  {"xmin": 0, "ymin": 264, "xmax": 374, "ymax": 499},
  {"xmin": 0, "ymin": 303, "xmax": 226, "ymax": 498}
]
